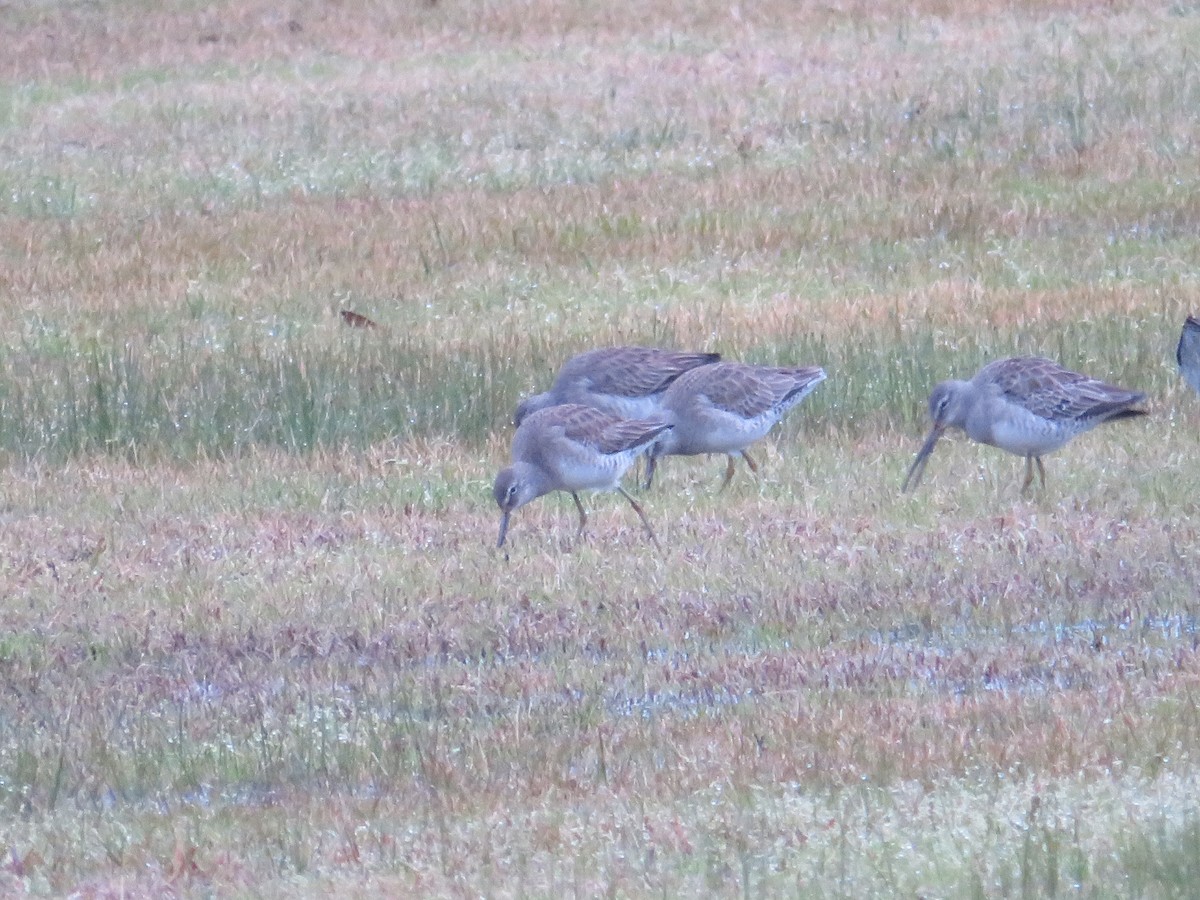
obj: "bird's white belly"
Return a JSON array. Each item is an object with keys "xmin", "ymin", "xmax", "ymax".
[
  {"xmin": 552, "ymin": 452, "xmax": 630, "ymax": 492},
  {"xmin": 673, "ymin": 410, "xmax": 776, "ymax": 455},
  {"xmin": 585, "ymin": 393, "xmax": 665, "ymax": 421},
  {"xmin": 978, "ymin": 414, "xmax": 1072, "ymax": 457}
]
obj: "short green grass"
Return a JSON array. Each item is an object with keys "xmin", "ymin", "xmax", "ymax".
[{"xmin": 2, "ymin": 0, "xmax": 1200, "ymax": 896}]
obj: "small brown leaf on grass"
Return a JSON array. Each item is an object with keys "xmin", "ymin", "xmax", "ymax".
[
  {"xmin": 168, "ymin": 827, "xmax": 203, "ymax": 884},
  {"xmin": 340, "ymin": 309, "xmax": 383, "ymax": 330},
  {"xmin": 6, "ymin": 849, "xmax": 42, "ymax": 878}
]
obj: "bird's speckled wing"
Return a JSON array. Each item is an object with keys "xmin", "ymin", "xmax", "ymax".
[
  {"xmin": 676, "ymin": 364, "xmax": 825, "ymax": 418},
  {"xmin": 1177, "ymin": 317, "xmax": 1200, "ymax": 394},
  {"xmin": 977, "ymin": 357, "xmax": 1145, "ymax": 421},
  {"xmin": 563, "ymin": 347, "xmax": 721, "ymax": 398},
  {"xmin": 546, "ymin": 404, "xmax": 670, "ymax": 456},
  {"xmin": 766, "ymin": 366, "xmax": 827, "ymax": 408}
]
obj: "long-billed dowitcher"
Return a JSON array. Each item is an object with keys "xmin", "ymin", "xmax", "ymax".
[
  {"xmin": 1178, "ymin": 316, "xmax": 1200, "ymax": 395},
  {"xmin": 643, "ymin": 362, "xmax": 827, "ymax": 490},
  {"xmin": 902, "ymin": 356, "xmax": 1147, "ymax": 494},
  {"xmin": 513, "ymin": 346, "xmax": 720, "ymax": 426},
  {"xmin": 494, "ymin": 404, "xmax": 671, "ymax": 548}
]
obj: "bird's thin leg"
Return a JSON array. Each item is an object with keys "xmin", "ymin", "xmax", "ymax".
[
  {"xmin": 643, "ymin": 453, "xmax": 660, "ymax": 490},
  {"xmin": 1035, "ymin": 456, "xmax": 1047, "ymax": 489},
  {"xmin": 571, "ymin": 492, "xmax": 588, "ymax": 538},
  {"xmin": 718, "ymin": 455, "xmax": 738, "ymax": 492},
  {"xmin": 719, "ymin": 450, "xmax": 758, "ymax": 492},
  {"xmin": 742, "ymin": 449, "xmax": 759, "ymax": 473},
  {"xmin": 618, "ymin": 486, "xmax": 661, "ymax": 552},
  {"xmin": 1020, "ymin": 456, "xmax": 1035, "ymax": 495}
]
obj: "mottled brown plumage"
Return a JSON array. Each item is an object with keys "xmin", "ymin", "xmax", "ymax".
[
  {"xmin": 514, "ymin": 346, "xmax": 720, "ymax": 426},
  {"xmin": 903, "ymin": 356, "xmax": 1147, "ymax": 494},
  {"xmin": 644, "ymin": 362, "xmax": 827, "ymax": 490},
  {"xmin": 1178, "ymin": 316, "xmax": 1200, "ymax": 395},
  {"xmin": 494, "ymin": 404, "xmax": 671, "ymax": 548}
]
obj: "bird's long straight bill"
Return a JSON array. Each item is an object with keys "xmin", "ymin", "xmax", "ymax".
[
  {"xmin": 902, "ymin": 427, "xmax": 944, "ymax": 492},
  {"xmin": 497, "ymin": 512, "xmax": 511, "ymax": 548}
]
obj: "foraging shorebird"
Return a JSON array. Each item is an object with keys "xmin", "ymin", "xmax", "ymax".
[
  {"xmin": 494, "ymin": 404, "xmax": 671, "ymax": 548},
  {"xmin": 902, "ymin": 356, "xmax": 1147, "ymax": 494},
  {"xmin": 1178, "ymin": 316, "xmax": 1200, "ymax": 395},
  {"xmin": 643, "ymin": 362, "xmax": 827, "ymax": 490},
  {"xmin": 513, "ymin": 346, "xmax": 720, "ymax": 426}
]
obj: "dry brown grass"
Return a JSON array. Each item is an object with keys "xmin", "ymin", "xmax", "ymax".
[
  {"xmin": 1, "ymin": 418, "xmax": 1197, "ymax": 894},
  {"xmin": 3, "ymin": 0, "xmax": 1200, "ymax": 895}
]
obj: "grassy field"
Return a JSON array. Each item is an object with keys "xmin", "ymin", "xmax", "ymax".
[{"xmin": 2, "ymin": 0, "xmax": 1200, "ymax": 895}]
